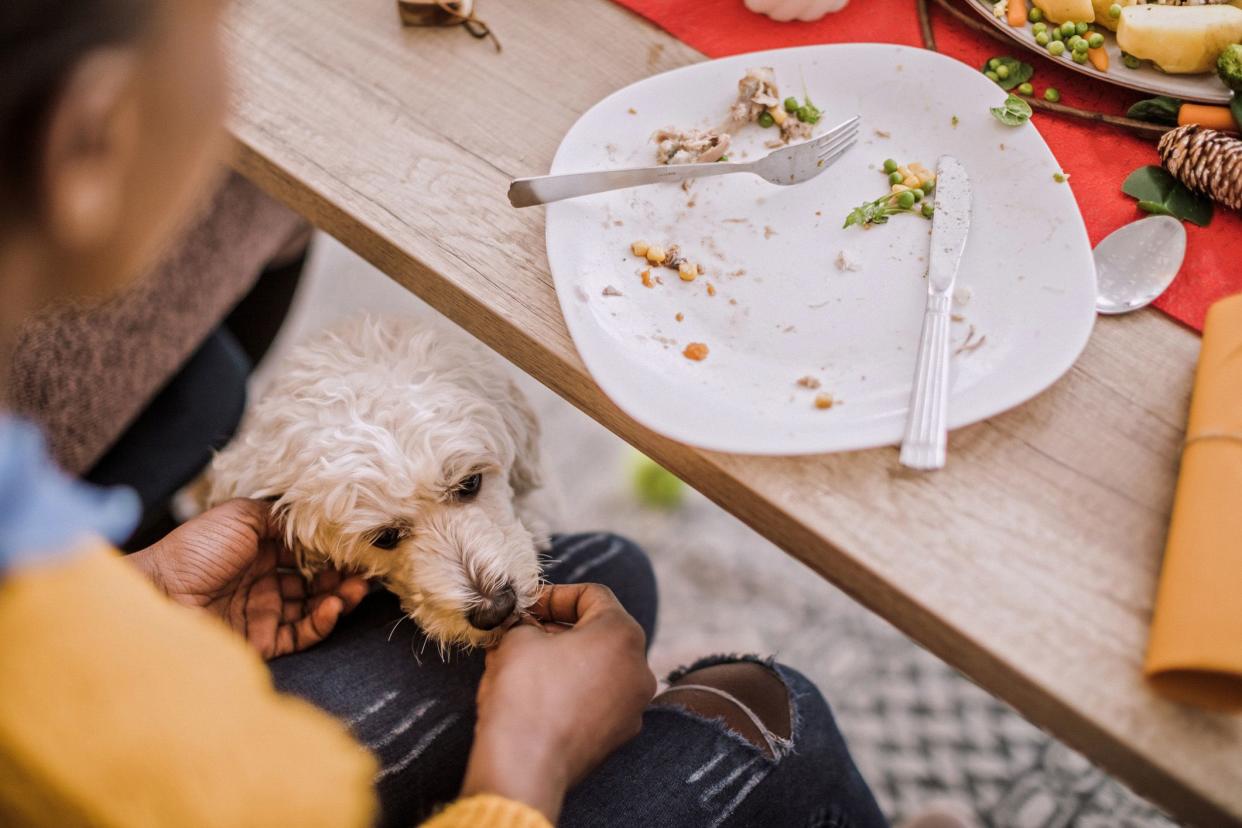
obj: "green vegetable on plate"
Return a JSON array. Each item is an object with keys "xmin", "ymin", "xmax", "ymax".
[
  {"xmin": 1049, "ymin": 41, "xmax": 1066, "ymax": 57},
  {"xmin": 1218, "ymin": 44, "xmax": 1242, "ymax": 93},
  {"xmin": 990, "ymin": 93, "xmax": 1033, "ymax": 126},
  {"xmin": 757, "ymin": 110, "xmax": 775, "ymax": 128},
  {"xmin": 980, "ymin": 56, "xmax": 1033, "ymax": 90}
]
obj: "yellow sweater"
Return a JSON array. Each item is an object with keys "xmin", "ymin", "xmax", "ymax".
[{"xmin": 0, "ymin": 544, "xmax": 550, "ymax": 828}]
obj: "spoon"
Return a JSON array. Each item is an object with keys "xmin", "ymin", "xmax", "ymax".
[{"xmin": 1094, "ymin": 215, "xmax": 1186, "ymax": 315}]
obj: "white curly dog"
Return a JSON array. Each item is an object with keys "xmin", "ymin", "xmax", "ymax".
[{"xmin": 206, "ymin": 315, "xmax": 555, "ymax": 650}]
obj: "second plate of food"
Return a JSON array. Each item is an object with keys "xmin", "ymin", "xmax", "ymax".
[{"xmin": 545, "ymin": 43, "xmax": 1097, "ymax": 455}]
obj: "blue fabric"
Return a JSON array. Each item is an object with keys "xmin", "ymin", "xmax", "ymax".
[
  {"xmin": 271, "ymin": 533, "xmax": 885, "ymax": 828},
  {"xmin": 0, "ymin": 415, "xmax": 140, "ymax": 573}
]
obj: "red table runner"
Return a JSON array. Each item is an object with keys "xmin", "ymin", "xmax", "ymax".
[{"xmin": 612, "ymin": 0, "xmax": 1241, "ymax": 331}]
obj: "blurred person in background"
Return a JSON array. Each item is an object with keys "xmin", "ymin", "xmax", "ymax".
[{"xmin": 0, "ymin": 2, "xmax": 886, "ymax": 827}]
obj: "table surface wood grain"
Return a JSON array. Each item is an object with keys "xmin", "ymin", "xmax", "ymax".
[{"xmin": 224, "ymin": 1, "xmax": 1241, "ymax": 822}]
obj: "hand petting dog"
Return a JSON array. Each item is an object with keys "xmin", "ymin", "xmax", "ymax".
[{"xmin": 128, "ymin": 499, "xmax": 369, "ymax": 660}]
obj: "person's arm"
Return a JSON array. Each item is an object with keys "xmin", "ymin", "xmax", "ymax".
[
  {"xmin": 0, "ymin": 541, "xmax": 377, "ymax": 827},
  {"xmin": 455, "ymin": 583, "xmax": 657, "ymax": 825}
]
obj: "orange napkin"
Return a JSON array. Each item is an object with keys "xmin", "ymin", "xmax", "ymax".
[{"xmin": 1145, "ymin": 292, "xmax": 1242, "ymax": 711}]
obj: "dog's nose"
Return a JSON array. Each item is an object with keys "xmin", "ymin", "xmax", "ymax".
[{"xmin": 468, "ymin": 584, "xmax": 517, "ymax": 631}]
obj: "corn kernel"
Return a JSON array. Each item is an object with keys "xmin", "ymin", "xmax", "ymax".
[
  {"xmin": 890, "ymin": 184, "xmax": 910, "ymax": 194},
  {"xmin": 678, "ymin": 261, "xmax": 698, "ymax": 281},
  {"xmin": 814, "ymin": 393, "xmax": 835, "ymax": 410},
  {"xmin": 631, "ymin": 240, "xmax": 650, "ymax": 257},
  {"xmin": 911, "ymin": 162, "xmax": 932, "ymax": 177},
  {"xmin": 645, "ymin": 245, "xmax": 666, "ymax": 265},
  {"xmin": 903, "ymin": 175, "xmax": 920, "ymax": 188},
  {"xmin": 897, "ymin": 165, "xmax": 912, "ymax": 179},
  {"xmin": 641, "ymin": 269, "xmax": 654, "ymax": 288},
  {"xmin": 769, "ymin": 106, "xmax": 787, "ymax": 126}
]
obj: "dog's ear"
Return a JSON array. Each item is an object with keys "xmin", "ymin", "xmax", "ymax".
[{"xmin": 497, "ymin": 379, "xmax": 543, "ymax": 496}]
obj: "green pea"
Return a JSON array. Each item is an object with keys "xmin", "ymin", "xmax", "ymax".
[
  {"xmin": 911, "ymin": 188, "xmax": 924, "ymax": 202},
  {"xmin": 1108, "ymin": 2, "xmax": 1121, "ymax": 16},
  {"xmin": 985, "ymin": 70, "xmax": 1000, "ymax": 81},
  {"xmin": 1075, "ymin": 21, "xmax": 1089, "ymax": 34},
  {"xmin": 1122, "ymin": 52, "xmax": 1141, "ymax": 69},
  {"xmin": 784, "ymin": 96, "xmax": 799, "ymax": 112},
  {"xmin": 1048, "ymin": 27, "xmax": 1063, "ymax": 41},
  {"xmin": 1048, "ymin": 40, "xmax": 1066, "ymax": 57},
  {"xmin": 1044, "ymin": 87, "xmax": 1061, "ymax": 102},
  {"xmin": 1087, "ymin": 32, "xmax": 1104, "ymax": 48},
  {"xmin": 1018, "ymin": 81, "xmax": 1034, "ymax": 95},
  {"xmin": 1029, "ymin": 6, "xmax": 1044, "ymax": 21},
  {"xmin": 988, "ymin": 57, "xmax": 1002, "ymax": 69},
  {"xmin": 1035, "ymin": 31, "xmax": 1050, "ymax": 45},
  {"xmin": 996, "ymin": 64, "xmax": 1010, "ymax": 79},
  {"xmin": 1072, "ymin": 50, "xmax": 1088, "ymax": 63},
  {"xmin": 883, "ymin": 158, "xmax": 899, "ymax": 174},
  {"xmin": 757, "ymin": 110, "xmax": 775, "ymax": 128},
  {"xmin": 1032, "ymin": 20, "xmax": 1047, "ymax": 32},
  {"xmin": 1071, "ymin": 37, "xmax": 1088, "ymax": 53},
  {"xmin": 796, "ymin": 105, "xmax": 817, "ymax": 123},
  {"xmin": 897, "ymin": 190, "xmax": 916, "ymax": 209},
  {"xmin": 921, "ymin": 202, "xmax": 935, "ymax": 218},
  {"xmin": 888, "ymin": 170, "xmax": 904, "ymax": 185},
  {"xmin": 920, "ymin": 178, "xmax": 935, "ymax": 195},
  {"xmin": 1060, "ymin": 21, "xmax": 1076, "ymax": 37}
]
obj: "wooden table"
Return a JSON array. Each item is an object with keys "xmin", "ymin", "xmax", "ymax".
[{"xmin": 225, "ymin": 1, "xmax": 1241, "ymax": 823}]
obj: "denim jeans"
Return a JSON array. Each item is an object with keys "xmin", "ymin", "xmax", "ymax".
[{"xmin": 269, "ymin": 534, "xmax": 886, "ymax": 828}]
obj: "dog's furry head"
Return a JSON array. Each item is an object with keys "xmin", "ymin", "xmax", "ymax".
[{"xmin": 207, "ymin": 315, "xmax": 546, "ymax": 649}]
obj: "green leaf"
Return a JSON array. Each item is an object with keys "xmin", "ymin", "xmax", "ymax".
[
  {"xmin": 981, "ymin": 56, "xmax": 1034, "ymax": 91},
  {"xmin": 1125, "ymin": 96, "xmax": 1183, "ymax": 125},
  {"xmin": 990, "ymin": 94, "xmax": 1033, "ymax": 127},
  {"xmin": 1122, "ymin": 165, "xmax": 1213, "ymax": 227}
]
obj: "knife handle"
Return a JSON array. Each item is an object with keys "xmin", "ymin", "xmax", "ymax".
[{"xmin": 900, "ymin": 293, "xmax": 952, "ymax": 470}]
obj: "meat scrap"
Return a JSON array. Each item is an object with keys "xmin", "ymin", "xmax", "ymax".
[{"xmin": 653, "ymin": 127, "xmax": 730, "ymax": 165}]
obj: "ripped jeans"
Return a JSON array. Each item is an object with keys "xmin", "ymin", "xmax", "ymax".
[{"xmin": 268, "ymin": 534, "xmax": 886, "ymax": 828}]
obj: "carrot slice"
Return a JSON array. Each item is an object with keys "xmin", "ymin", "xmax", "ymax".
[
  {"xmin": 1178, "ymin": 103, "xmax": 1239, "ymax": 133},
  {"xmin": 1087, "ymin": 46, "xmax": 1108, "ymax": 72},
  {"xmin": 1007, "ymin": 0, "xmax": 1027, "ymax": 26}
]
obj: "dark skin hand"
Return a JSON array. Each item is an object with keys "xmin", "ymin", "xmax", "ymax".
[
  {"xmin": 460, "ymin": 583, "xmax": 656, "ymax": 823},
  {"xmin": 128, "ymin": 498, "xmax": 369, "ymax": 660}
]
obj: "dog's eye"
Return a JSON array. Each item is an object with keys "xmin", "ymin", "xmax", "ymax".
[
  {"xmin": 453, "ymin": 473, "xmax": 483, "ymax": 501},
  {"xmin": 371, "ymin": 527, "xmax": 404, "ymax": 550}
]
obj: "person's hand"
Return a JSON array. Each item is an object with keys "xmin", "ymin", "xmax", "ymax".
[
  {"xmin": 128, "ymin": 499, "xmax": 369, "ymax": 660},
  {"xmin": 460, "ymin": 583, "xmax": 656, "ymax": 823}
]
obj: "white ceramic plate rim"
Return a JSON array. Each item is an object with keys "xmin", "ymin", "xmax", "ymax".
[{"xmin": 545, "ymin": 44, "xmax": 1097, "ymax": 456}]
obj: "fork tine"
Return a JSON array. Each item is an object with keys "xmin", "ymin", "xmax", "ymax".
[
  {"xmin": 817, "ymin": 138, "xmax": 857, "ymax": 170},
  {"xmin": 813, "ymin": 115, "xmax": 861, "ymax": 145},
  {"xmin": 815, "ymin": 124, "xmax": 860, "ymax": 159}
]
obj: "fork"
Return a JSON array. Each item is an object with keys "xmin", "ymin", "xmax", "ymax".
[{"xmin": 507, "ymin": 115, "xmax": 860, "ymax": 208}]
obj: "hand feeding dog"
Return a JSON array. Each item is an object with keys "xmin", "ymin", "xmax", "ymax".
[{"xmin": 206, "ymin": 315, "xmax": 555, "ymax": 650}]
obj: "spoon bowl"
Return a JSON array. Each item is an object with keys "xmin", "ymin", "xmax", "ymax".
[{"xmin": 1095, "ymin": 215, "xmax": 1187, "ymax": 315}]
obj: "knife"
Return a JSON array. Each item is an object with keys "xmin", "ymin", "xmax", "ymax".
[{"xmin": 899, "ymin": 155, "xmax": 972, "ymax": 470}]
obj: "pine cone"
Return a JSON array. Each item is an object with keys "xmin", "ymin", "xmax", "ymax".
[{"xmin": 1158, "ymin": 124, "xmax": 1242, "ymax": 211}]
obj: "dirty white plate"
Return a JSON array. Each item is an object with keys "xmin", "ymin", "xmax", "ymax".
[
  {"xmin": 545, "ymin": 44, "xmax": 1096, "ymax": 455},
  {"xmin": 965, "ymin": 0, "xmax": 1231, "ymax": 104}
]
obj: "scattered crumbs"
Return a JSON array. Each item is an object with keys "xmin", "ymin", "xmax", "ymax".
[
  {"xmin": 574, "ymin": 285, "xmax": 590, "ymax": 302},
  {"xmin": 687, "ymin": 196, "xmax": 697, "ymax": 209},
  {"xmin": 723, "ymin": 218, "xmax": 749, "ymax": 224},
  {"xmin": 641, "ymin": 269, "xmax": 654, "ymax": 288},
  {"xmin": 808, "ymin": 298, "xmax": 832, "ymax": 309},
  {"xmin": 604, "ymin": 143, "xmax": 619, "ymax": 161},
  {"xmin": 998, "ymin": 143, "xmax": 1006, "ymax": 151},
  {"xmin": 602, "ymin": 285, "xmax": 623, "ymax": 297},
  {"xmin": 681, "ymin": 179, "xmax": 693, "ymax": 193},
  {"xmin": 814, "ymin": 393, "xmax": 836, "ymax": 410},
  {"xmin": 727, "ymin": 268, "xmax": 747, "ymax": 278},
  {"xmin": 951, "ymin": 313, "xmax": 966, "ymax": 322},
  {"xmin": 835, "ymin": 249, "xmax": 862, "ymax": 272},
  {"xmin": 955, "ymin": 325, "xmax": 987, "ymax": 356},
  {"xmin": 728, "ymin": 298, "xmax": 738, "ymax": 305},
  {"xmin": 874, "ymin": 128, "xmax": 891, "ymax": 138},
  {"xmin": 756, "ymin": 197, "xmax": 766, "ymax": 205},
  {"xmin": 782, "ymin": 325, "xmax": 796, "ymax": 333},
  {"xmin": 951, "ymin": 115, "xmax": 959, "ymax": 127},
  {"xmin": 763, "ymin": 225, "xmax": 777, "ymax": 239},
  {"xmin": 675, "ymin": 312, "xmax": 684, "ymax": 322},
  {"xmin": 896, "ymin": 64, "xmax": 903, "ymax": 71},
  {"xmin": 706, "ymin": 282, "xmax": 717, "ymax": 297},
  {"xmin": 683, "ymin": 342, "xmax": 709, "ymax": 361},
  {"xmin": 1053, "ymin": 171, "xmax": 1068, "ymax": 183},
  {"xmin": 815, "ymin": 210, "xmax": 822, "ymax": 217},
  {"xmin": 655, "ymin": 275, "xmax": 664, "ymax": 285},
  {"xmin": 796, "ymin": 376, "xmax": 821, "ymax": 390},
  {"xmin": 653, "ymin": 334, "xmax": 676, "ymax": 348},
  {"xmin": 953, "ymin": 285, "xmax": 973, "ymax": 306},
  {"xmin": 627, "ymin": 107, "xmax": 637, "ymax": 115},
  {"xmin": 613, "ymin": 220, "xmax": 624, "ymax": 227}
]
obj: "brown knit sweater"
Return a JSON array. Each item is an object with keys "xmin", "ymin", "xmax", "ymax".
[{"xmin": 6, "ymin": 172, "xmax": 306, "ymax": 474}]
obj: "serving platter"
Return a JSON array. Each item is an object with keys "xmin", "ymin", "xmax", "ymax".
[
  {"xmin": 965, "ymin": 0, "xmax": 1233, "ymax": 103},
  {"xmin": 545, "ymin": 44, "xmax": 1097, "ymax": 455}
]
